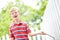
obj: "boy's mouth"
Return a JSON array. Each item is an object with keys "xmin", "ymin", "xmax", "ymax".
[{"xmin": 14, "ymin": 15, "xmax": 17, "ymax": 18}]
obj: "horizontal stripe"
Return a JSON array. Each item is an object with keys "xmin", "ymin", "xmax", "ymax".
[
  {"xmin": 13, "ymin": 30, "xmax": 26, "ymax": 33},
  {"xmin": 15, "ymin": 38, "xmax": 29, "ymax": 40},
  {"xmin": 27, "ymin": 28, "xmax": 30, "ymax": 30},
  {"xmin": 11, "ymin": 26, "xmax": 26, "ymax": 30},
  {"xmin": 15, "ymin": 34, "xmax": 27, "ymax": 36}
]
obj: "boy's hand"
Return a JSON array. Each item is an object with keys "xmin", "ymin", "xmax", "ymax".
[
  {"xmin": 41, "ymin": 32, "xmax": 47, "ymax": 35},
  {"xmin": 10, "ymin": 38, "xmax": 14, "ymax": 40},
  {"xmin": 38, "ymin": 31, "xmax": 47, "ymax": 35}
]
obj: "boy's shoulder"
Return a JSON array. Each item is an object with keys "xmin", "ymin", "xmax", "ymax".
[
  {"xmin": 10, "ymin": 23, "xmax": 15, "ymax": 29},
  {"xmin": 22, "ymin": 21, "xmax": 28, "ymax": 25},
  {"xmin": 22, "ymin": 21, "xmax": 27, "ymax": 24}
]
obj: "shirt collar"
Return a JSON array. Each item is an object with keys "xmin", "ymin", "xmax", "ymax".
[{"xmin": 13, "ymin": 20, "xmax": 23, "ymax": 25}]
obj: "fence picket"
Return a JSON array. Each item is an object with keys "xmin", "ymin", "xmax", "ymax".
[
  {"xmin": 0, "ymin": 28, "xmax": 47, "ymax": 40},
  {"xmin": 2, "ymin": 35, "xmax": 5, "ymax": 40},
  {"xmin": 6, "ymin": 34, "xmax": 10, "ymax": 40}
]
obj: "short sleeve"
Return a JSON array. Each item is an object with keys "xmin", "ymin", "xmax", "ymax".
[
  {"xmin": 9, "ymin": 25, "xmax": 14, "ymax": 38},
  {"xmin": 26, "ymin": 24, "xmax": 31, "ymax": 34}
]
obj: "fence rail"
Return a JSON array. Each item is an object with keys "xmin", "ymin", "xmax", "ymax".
[
  {"xmin": 0, "ymin": 28, "xmax": 55, "ymax": 40},
  {"xmin": 0, "ymin": 34, "xmax": 55, "ymax": 40}
]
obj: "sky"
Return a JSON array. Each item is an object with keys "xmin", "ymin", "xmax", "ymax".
[
  {"xmin": 0, "ymin": 0, "xmax": 11, "ymax": 12},
  {"xmin": 0, "ymin": 0, "xmax": 41, "ymax": 12},
  {"xmin": 21, "ymin": 0, "xmax": 41, "ymax": 10}
]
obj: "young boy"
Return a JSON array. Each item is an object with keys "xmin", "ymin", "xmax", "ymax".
[{"xmin": 9, "ymin": 7, "xmax": 46, "ymax": 40}]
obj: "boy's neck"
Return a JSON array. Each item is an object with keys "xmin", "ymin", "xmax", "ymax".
[{"xmin": 13, "ymin": 18, "xmax": 21, "ymax": 24}]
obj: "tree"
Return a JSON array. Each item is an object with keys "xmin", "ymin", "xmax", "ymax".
[{"xmin": 0, "ymin": 0, "xmax": 48, "ymax": 37}]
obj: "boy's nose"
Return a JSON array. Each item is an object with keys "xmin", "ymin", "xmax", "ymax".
[{"xmin": 13, "ymin": 13, "xmax": 16, "ymax": 15}]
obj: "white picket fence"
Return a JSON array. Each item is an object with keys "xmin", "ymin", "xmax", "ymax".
[
  {"xmin": 0, "ymin": 34, "xmax": 45, "ymax": 40},
  {"xmin": 0, "ymin": 28, "xmax": 54, "ymax": 40}
]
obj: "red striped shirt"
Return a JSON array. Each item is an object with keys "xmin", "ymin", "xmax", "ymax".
[{"xmin": 10, "ymin": 21, "xmax": 31, "ymax": 40}]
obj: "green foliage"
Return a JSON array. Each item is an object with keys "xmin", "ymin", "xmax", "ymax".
[{"xmin": 0, "ymin": 0, "xmax": 48, "ymax": 37}]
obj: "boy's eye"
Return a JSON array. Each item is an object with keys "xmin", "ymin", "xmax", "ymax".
[{"xmin": 11, "ymin": 13, "xmax": 14, "ymax": 15}]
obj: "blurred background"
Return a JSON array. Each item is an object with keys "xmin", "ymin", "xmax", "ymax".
[{"xmin": 0, "ymin": 0, "xmax": 48, "ymax": 40}]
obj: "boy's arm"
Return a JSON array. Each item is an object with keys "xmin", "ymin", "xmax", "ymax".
[
  {"xmin": 29, "ymin": 31, "xmax": 46, "ymax": 36},
  {"xmin": 26, "ymin": 23, "xmax": 46, "ymax": 36},
  {"xmin": 10, "ymin": 38, "xmax": 14, "ymax": 40},
  {"xmin": 10, "ymin": 30, "xmax": 14, "ymax": 40},
  {"xmin": 9, "ymin": 25, "xmax": 14, "ymax": 40},
  {"xmin": 9, "ymin": 31, "xmax": 14, "ymax": 40}
]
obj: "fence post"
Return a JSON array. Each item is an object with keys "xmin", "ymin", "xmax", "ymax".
[
  {"xmin": 6, "ymin": 34, "xmax": 10, "ymax": 40},
  {"xmin": 1, "ymin": 35, "xmax": 5, "ymax": 40},
  {"xmin": 31, "ymin": 28, "xmax": 36, "ymax": 40},
  {"xmin": 0, "ymin": 37, "xmax": 1, "ymax": 40}
]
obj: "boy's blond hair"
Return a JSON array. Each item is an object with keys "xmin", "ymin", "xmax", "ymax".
[{"xmin": 10, "ymin": 7, "xmax": 19, "ymax": 12}]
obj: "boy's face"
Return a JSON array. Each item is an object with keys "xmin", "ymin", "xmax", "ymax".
[{"xmin": 10, "ymin": 10, "xmax": 20, "ymax": 19}]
